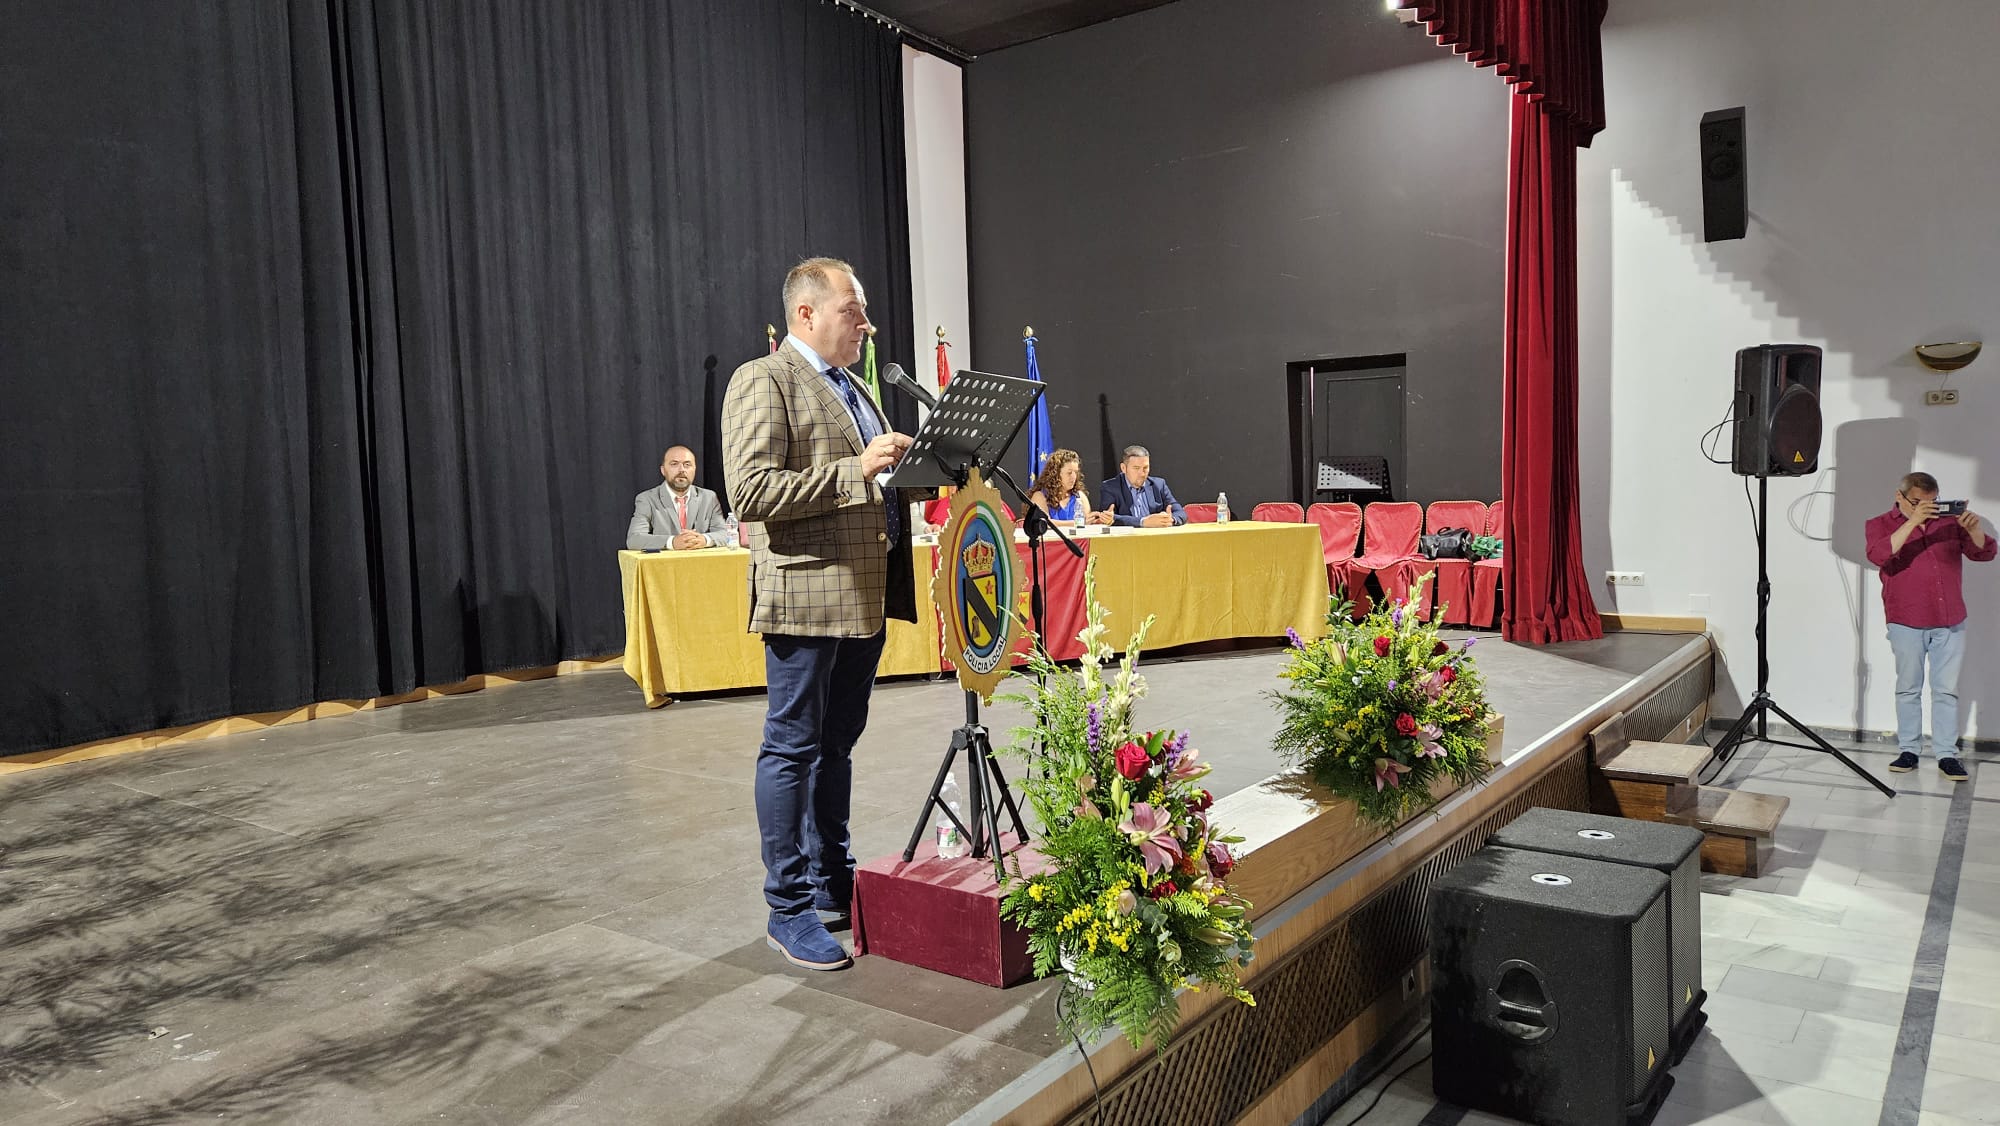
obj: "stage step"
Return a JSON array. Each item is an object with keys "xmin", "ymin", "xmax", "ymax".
[
  {"xmin": 1684, "ymin": 786, "xmax": 1788, "ymax": 878},
  {"xmin": 1585, "ymin": 712, "xmax": 1712, "ymax": 822}
]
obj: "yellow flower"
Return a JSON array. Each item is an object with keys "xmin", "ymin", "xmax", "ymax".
[{"xmin": 1028, "ymin": 883, "xmax": 1046, "ymax": 902}]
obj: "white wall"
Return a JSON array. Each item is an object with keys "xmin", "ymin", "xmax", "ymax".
[
  {"xmin": 902, "ymin": 46, "xmax": 971, "ymax": 383},
  {"xmin": 1579, "ymin": 0, "xmax": 2000, "ymax": 740}
]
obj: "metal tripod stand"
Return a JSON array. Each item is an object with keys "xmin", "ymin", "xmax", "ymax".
[{"xmin": 1705, "ymin": 476, "xmax": 1895, "ymax": 798}]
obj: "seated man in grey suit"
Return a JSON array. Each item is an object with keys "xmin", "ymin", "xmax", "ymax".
[
  {"xmin": 628, "ymin": 446, "xmax": 731, "ymax": 550},
  {"xmin": 1096, "ymin": 445, "xmax": 1186, "ymax": 528}
]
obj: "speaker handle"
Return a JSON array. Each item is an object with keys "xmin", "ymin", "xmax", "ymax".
[{"xmin": 1489, "ymin": 959, "xmax": 1559, "ymax": 1042}]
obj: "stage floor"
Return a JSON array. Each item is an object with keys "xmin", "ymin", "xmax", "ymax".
[{"xmin": 0, "ymin": 631, "xmax": 1699, "ymax": 1125}]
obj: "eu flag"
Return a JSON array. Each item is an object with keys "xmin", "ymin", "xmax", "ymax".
[{"xmin": 1024, "ymin": 329, "xmax": 1053, "ymax": 482}]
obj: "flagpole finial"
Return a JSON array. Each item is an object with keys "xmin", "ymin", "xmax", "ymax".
[
  {"xmin": 935, "ymin": 324, "xmax": 947, "ymax": 341},
  {"xmin": 765, "ymin": 324, "xmax": 776, "ymax": 341},
  {"xmin": 1023, "ymin": 325, "xmax": 1034, "ymax": 339},
  {"xmin": 865, "ymin": 324, "xmax": 876, "ymax": 338}
]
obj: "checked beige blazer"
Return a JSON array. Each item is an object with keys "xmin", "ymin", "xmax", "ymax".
[{"xmin": 721, "ymin": 341, "xmax": 916, "ymax": 638}]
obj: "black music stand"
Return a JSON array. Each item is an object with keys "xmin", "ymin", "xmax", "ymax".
[
  {"xmin": 1315, "ymin": 456, "xmax": 1393, "ymax": 504},
  {"xmin": 889, "ymin": 370, "xmax": 1078, "ymax": 880}
]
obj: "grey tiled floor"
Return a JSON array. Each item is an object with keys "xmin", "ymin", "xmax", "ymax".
[{"xmin": 1319, "ymin": 739, "xmax": 2000, "ymax": 1126}]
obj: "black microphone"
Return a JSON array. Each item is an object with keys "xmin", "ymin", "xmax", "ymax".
[{"xmin": 879, "ymin": 362, "xmax": 939, "ymax": 410}]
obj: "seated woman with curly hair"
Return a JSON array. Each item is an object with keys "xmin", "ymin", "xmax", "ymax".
[{"xmin": 1030, "ymin": 448, "xmax": 1097, "ymax": 525}]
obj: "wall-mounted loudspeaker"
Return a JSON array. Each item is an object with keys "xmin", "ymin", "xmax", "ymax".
[
  {"xmin": 1700, "ymin": 107, "xmax": 1747, "ymax": 242},
  {"xmin": 1731, "ymin": 344, "xmax": 1822, "ymax": 477}
]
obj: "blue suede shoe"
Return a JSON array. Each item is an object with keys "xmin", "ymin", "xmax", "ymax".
[
  {"xmin": 767, "ymin": 912, "xmax": 851, "ymax": 971},
  {"xmin": 1889, "ymin": 752, "xmax": 1920, "ymax": 773}
]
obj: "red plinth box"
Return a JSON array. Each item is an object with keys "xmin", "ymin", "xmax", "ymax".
[{"xmin": 853, "ymin": 834, "xmax": 1050, "ymax": 987}]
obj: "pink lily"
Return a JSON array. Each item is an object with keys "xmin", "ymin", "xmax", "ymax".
[
  {"xmin": 1421, "ymin": 670, "xmax": 1448, "ymax": 701},
  {"xmin": 1168, "ymin": 746, "xmax": 1208, "ymax": 783},
  {"xmin": 1118, "ymin": 802, "xmax": 1186, "ymax": 875},
  {"xmin": 1415, "ymin": 723, "xmax": 1447, "ymax": 759},
  {"xmin": 1075, "ymin": 796, "xmax": 1102, "ymax": 819},
  {"xmin": 1373, "ymin": 757, "xmax": 1412, "ymax": 791}
]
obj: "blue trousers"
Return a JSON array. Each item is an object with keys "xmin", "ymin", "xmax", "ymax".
[
  {"xmin": 1887, "ymin": 621, "xmax": 1966, "ymax": 759},
  {"xmin": 757, "ymin": 630, "xmax": 886, "ymax": 918}
]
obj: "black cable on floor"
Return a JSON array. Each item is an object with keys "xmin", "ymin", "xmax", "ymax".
[
  {"xmin": 1055, "ymin": 987, "xmax": 1104, "ymax": 1125},
  {"xmin": 1334, "ymin": 1048, "xmax": 1434, "ymax": 1126},
  {"xmin": 1322, "ymin": 1022, "xmax": 1431, "ymax": 1126}
]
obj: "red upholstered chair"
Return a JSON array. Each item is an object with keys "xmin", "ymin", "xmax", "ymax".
[
  {"xmin": 1470, "ymin": 499, "xmax": 1506, "ymax": 627},
  {"xmin": 1337, "ymin": 501, "xmax": 1424, "ymax": 619},
  {"xmin": 1184, "ymin": 503, "xmax": 1219, "ymax": 524},
  {"xmin": 1404, "ymin": 501, "xmax": 1489, "ymax": 624},
  {"xmin": 1251, "ymin": 502, "xmax": 1304, "ymax": 523},
  {"xmin": 1359, "ymin": 502, "xmax": 1430, "ymax": 615},
  {"xmin": 1307, "ymin": 502, "xmax": 1363, "ymax": 609}
]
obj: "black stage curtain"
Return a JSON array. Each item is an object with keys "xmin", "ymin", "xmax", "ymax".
[{"xmin": 0, "ymin": 0, "xmax": 915, "ymax": 755}]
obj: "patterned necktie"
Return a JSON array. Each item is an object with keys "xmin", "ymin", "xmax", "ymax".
[
  {"xmin": 675, "ymin": 493, "xmax": 688, "ymax": 535},
  {"xmin": 831, "ymin": 369, "xmax": 900, "ymax": 550}
]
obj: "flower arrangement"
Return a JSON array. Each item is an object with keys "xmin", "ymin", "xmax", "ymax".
[
  {"xmin": 1468, "ymin": 534, "xmax": 1503, "ymax": 561},
  {"xmin": 1270, "ymin": 579, "xmax": 1495, "ymax": 830},
  {"xmin": 999, "ymin": 559, "xmax": 1256, "ymax": 1051}
]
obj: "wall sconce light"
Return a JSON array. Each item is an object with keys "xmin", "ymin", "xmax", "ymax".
[{"xmin": 1913, "ymin": 341, "xmax": 1982, "ymax": 372}]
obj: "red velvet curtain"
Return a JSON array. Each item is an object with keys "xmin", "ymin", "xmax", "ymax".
[
  {"xmin": 1501, "ymin": 96, "xmax": 1601, "ymax": 642},
  {"xmin": 1395, "ymin": 0, "xmax": 1606, "ymax": 643}
]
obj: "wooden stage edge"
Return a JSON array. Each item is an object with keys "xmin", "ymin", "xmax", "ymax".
[
  {"xmin": 0, "ymin": 656, "xmax": 627, "ymax": 775},
  {"xmin": 962, "ymin": 632, "xmax": 1714, "ymax": 1126},
  {"xmin": 1601, "ymin": 611, "xmax": 1708, "ymax": 634}
]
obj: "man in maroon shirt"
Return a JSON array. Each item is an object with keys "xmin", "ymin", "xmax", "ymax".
[{"xmin": 1864, "ymin": 472, "xmax": 1994, "ymax": 781}]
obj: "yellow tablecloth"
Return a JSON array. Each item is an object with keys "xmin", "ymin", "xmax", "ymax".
[
  {"xmin": 618, "ymin": 548, "xmax": 942, "ymax": 707},
  {"xmin": 1083, "ymin": 522, "xmax": 1330, "ymax": 650},
  {"xmin": 618, "ymin": 522, "xmax": 1328, "ymax": 705}
]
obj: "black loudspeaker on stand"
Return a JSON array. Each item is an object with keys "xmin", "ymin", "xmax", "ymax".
[{"xmin": 1712, "ymin": 345, "xmax": 1893, "ymax": 797}]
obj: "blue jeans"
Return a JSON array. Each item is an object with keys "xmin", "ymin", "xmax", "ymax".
[
  {"xmin": 1887, "ymin": 622, "xmax": 1966, "ymax": 759},
  {"xmin": 757, "ymin": 630, "xmax": 886, "ymax": 918}
]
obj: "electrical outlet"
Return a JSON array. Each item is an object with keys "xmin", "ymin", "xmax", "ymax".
[
  {"xmin": 1605, "ymin": 571, "xmax": 1646, "ymax": 587},
  {"xmin": 1926, "ymin": 389, "xmax": 1960, "ymax": 406}
]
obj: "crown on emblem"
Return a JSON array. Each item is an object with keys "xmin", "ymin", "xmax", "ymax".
[{"xmin": 960, "ymin": 538, "xmax": 997, "ymax": 576}]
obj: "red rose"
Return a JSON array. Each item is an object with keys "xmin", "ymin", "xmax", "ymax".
[
  {"xmin": 1395, "ymin": 712, "xmax": 1419, "ymax": 736},
  {"xmin": 1192, "ymin": 789, "xmax": 1215, "ymax": 812},
  {"xmin": 1150, "ymin": 880, "xmax": 1179, "ymax": 900},
  {"xmin": 1439, "ymin": 665, "xmax": 1458, "ymax": 684},
  {"xmin": 1433, "ymin": 640, "xmax": 1449, "ymax": 656},
  {"xmin": 1114, "ymin": 741, "xmax": 1151, "ymax": 780},
  {"xmin": 1373, "ymin": 635, "xmax": 1393, "ymax": 657}
]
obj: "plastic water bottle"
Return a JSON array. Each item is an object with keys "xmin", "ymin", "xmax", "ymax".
[
  {"xmin": 723, "ymin": 513, "xmax": 740, "ymax": 547},
  {"xmin": 936, "ymin": 773, "xmax": 968, "ymax": 858},
  {"xmin": 1217, "ymin": 492, "xmax": 1232, "ymax": 524}
]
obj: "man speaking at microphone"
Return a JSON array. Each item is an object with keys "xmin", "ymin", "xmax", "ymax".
[{"xmin": 723, "ymin": 258, "xmax": 915, "ymax": 971}]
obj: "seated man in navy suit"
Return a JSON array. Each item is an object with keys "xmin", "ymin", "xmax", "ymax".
[{"xmin": 1096, "ymin": 445, "xmax": 1186, "ymax": 529}]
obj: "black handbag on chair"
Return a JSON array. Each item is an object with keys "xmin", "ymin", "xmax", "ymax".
[{"xmin": 1420, "ymin": 527, "xmax": 1474, "ymax": 560}]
